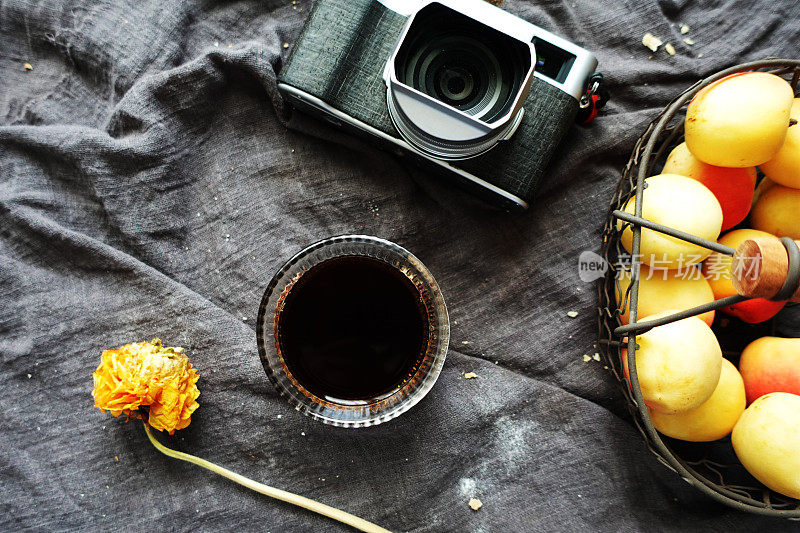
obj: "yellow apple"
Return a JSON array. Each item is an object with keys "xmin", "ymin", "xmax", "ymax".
[
  {"xmin": 623, "ymin": 312, "xmax": 722, "ymax": 414},
  {"xmin": 649, "ymin": 358, "xmax": 745, "ymax": 441},
  {"xmin": 619, "ymin": 174, "xmax": 722, "ymax": 269},
  {"xmin": 685, "ymin": 72, "xmax": 794, "ymax": 167},
  {"xmin": 732, "ymin": 392, "xmax": 800, "ymax": 499},
  {"xmin": 617, "ymin": 264, "xmax": 715, "ymax": 325},
  {"xmin": 750, "ymin": 182, "xmax": 800, "ymax": 239},
  {"xmin": 760, "ymin": 99, "xmax": 800, "ymax": 189},
  {"xmin": 751, "ymin": 177, "xmax": 775, "ymax": 210}
]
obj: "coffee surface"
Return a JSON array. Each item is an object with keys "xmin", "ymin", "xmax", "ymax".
[{"xmin": 278, "ymin": 255, "xmax": 429, "ymax": 400}]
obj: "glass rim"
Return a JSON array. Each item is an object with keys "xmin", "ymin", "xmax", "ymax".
[{"xmin": 256, "ymin": 235, "xmax": 449, "ymax": 428}]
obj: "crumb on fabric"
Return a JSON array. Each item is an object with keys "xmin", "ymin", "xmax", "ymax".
[
  {"xmin": 464, "ymin": 372, "xmax": 477, "ymax": 380},
  {"xmin": 683, "ymin": 37, "xmax": 694, "ymax": 45},
  {"xmin": 664, "ymin": 43, "xmax": 676, "ymax": 56},
  {"xmin": 24, "ymin": 62, "xmax": 33, "ymax": 71},
  {"xmin": 592, "ymin": 353, "xmax": 601, "ymax": 362},
  {"xmin": 642, "ymin": 33, "xmax": 662, "ymax": 52},
  {"xmin": 566, "ymin": 311, "xmax": 578, "ymax": 318},
  {"xmin": 283, "ymin": 42, "xmax": 289, "ymax": 49},
  {"xmin": 468, "ymin": 498, "xmax": 483, "ymax": 511},
  {"xmin": 680, "ymin": 24, "xmax": 690, "ymax": 34},
  {"xmin": 583, "ymin": 354, "xmax": 591, "ymax": 363}
]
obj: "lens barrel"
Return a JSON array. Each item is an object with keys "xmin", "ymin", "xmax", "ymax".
[{"xmin": 386, "ymin": 89, "xmax": 525, "ymax": 159}]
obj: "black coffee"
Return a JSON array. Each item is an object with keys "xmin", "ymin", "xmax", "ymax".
[{"xmin": 277, "ymin": 255, "xmax": 430, "ymax": 401}]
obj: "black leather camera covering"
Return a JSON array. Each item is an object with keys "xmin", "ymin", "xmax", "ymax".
[{"xmin": 279, "ymin": 0, "xmax": 579, "ymax": 205}]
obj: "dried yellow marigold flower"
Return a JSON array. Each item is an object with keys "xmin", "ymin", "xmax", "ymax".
[{"xmin": 92, "ymin": 339, "xmax": 200, "ymax": 434}]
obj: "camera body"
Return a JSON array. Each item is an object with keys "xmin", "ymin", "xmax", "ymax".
[{"xmin": 278, "ymin": 0, "xmax": 597, "ymax": 210}]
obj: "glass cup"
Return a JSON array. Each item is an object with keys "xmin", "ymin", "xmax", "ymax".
[{"xmin": 256, "ymin": 235, "xmax": 449, "ymax": 427}]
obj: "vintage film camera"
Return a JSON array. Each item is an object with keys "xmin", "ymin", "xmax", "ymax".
[{"xmin": 278, "ymin": 0, "xmax": 600, "ymax": 210}]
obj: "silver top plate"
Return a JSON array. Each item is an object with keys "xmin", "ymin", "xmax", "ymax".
[{"xmin": 377, "ymin": 0, "xmax": 597, "ymax": 100}]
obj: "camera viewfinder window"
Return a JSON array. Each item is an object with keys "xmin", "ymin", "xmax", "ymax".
[{"xmin": 531, "ymin": 37, "xmax": 576, "ymax": 83}]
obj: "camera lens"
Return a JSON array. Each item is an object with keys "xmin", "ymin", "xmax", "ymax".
[
  {"xmin": 436, "ymin": 65, "xmax": 474, "ymax": 106},
  {"xmin": 396, "ymin": 14, "xmax": 528, "ymax": 123},
  {"xmin": 386, "ymin": 3, "xmax": 534, "ymax": 160}
]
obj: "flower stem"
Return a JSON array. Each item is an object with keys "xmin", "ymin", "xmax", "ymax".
[{"xmin": 142, "ymin": 423, "xmax": 391, "ymax": 533}]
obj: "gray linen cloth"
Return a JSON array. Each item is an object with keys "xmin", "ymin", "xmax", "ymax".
[{"xmin": 1, "ymin": 0, "xmax": 799, "ymax": 531}]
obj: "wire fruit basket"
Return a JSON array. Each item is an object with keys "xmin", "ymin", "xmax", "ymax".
[{"xmin": 597, "ymin": 59, "xmax": 800, "ymax": 517}]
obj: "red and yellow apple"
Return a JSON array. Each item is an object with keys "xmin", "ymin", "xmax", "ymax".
[
  {"xmin": 701, "ymin": 229, "xmax": 786, "ymax": 323},
  {"xmin": 732, "ymin": 392, "xmax": 800, "ymax": 499},
  {"xmin": 662, "ymin": 142, "xmax": 755, "ymax": 230},
  {"xmin": 649, "ymin": 358, "xmax": 745, "ymax": 441},
  {"xmin": 739, "ymin": 336, "xmax": 800, "ymax": 405}
]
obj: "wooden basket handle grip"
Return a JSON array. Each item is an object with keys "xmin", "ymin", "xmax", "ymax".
[{"xmin": 731, "ymin": 236, "xmax": 800, "ymax": 302}]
